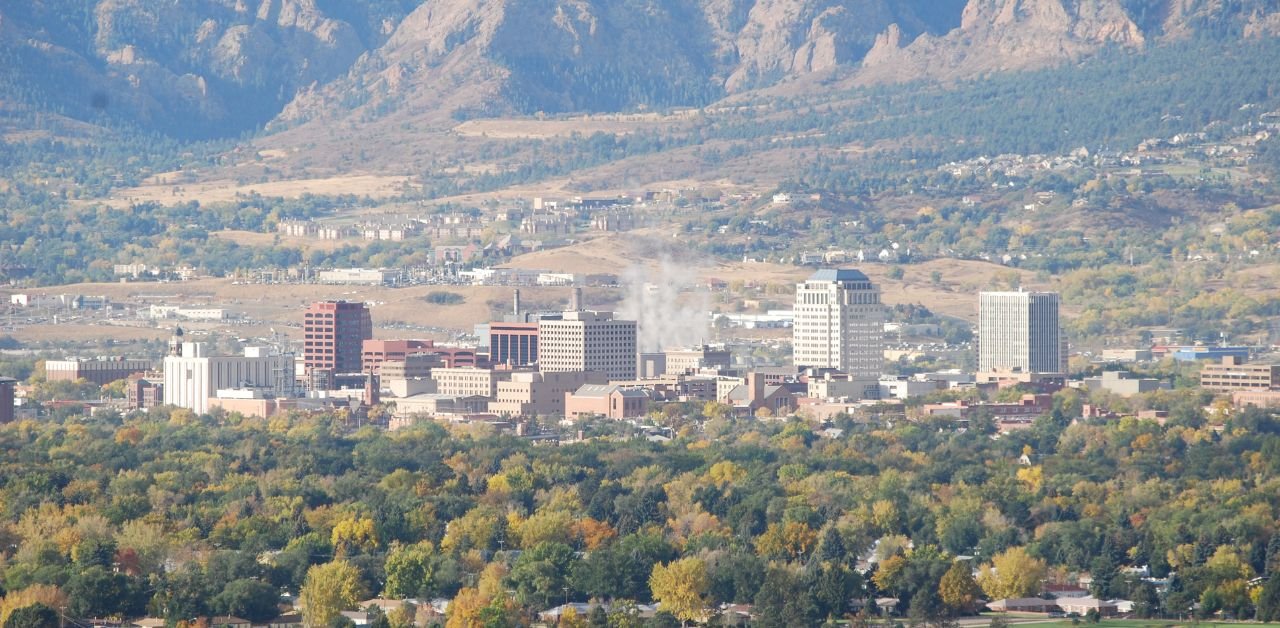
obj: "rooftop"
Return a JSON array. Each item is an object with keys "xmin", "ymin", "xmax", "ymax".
[{"xmin": 809, "ymin": 268, "xmax": 869, "ymax": 282}]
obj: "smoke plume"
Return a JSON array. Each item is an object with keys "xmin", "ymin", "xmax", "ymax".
[{"xmin": 618, "ymin": 258, "xmax": 711, "ymax": 353}]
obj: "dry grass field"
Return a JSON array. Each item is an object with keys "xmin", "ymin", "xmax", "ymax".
[{"xmin": 103, "ymin": 173, "xmax": 419, "ymax": 207}]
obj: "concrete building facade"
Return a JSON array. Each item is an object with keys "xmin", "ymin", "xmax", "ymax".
[
  {"xmin": 303, "ymin": 301, "xmax": 373, "ymax": 375},
  {"xmin": 163, "ymin": 343, "xmax": 293, "ymax": 415},
  {"xmin": 664, "ymin": 345, "xmax": 732, "ymax": 375},
  {"xmin": 44, "ymin": 358, "xmax": 153, "ymax": 386},
  {"xmin": 538, "ymin": 311, "xmax": 637, "ymax": 380},
  {"xmin": 792, "ymin": 269, "xmax": 885, "ymax": 378},
  {"xmin": 1200, "ymin": 356, "xmax": 1280, "ymax": 391},
  {"xmin": 978, "ymin": 291, "xmax": 1066, "ymax": 375},
  {"xmin": 489, "ymin": 370, "xmax": 605, "ymax": 418},
  {"xmin": 431, "ymin": 367, "xmax": 510, "ymax": 398}
]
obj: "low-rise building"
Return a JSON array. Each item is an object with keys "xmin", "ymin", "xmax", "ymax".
[
  {"xmin": 394, "ymin": 394, "xmax": 491, "ymax": 419},
  {"xmin": 431, "ymin": 367, "xmax": 509, "ymax": 398},
  {"xmin": 565, "ymin": 384, "xmax": 650, "ymax": 420},
  {"xmin": 489, "ymin": 371, "xmax": 605, "ymax": 418},
  {"xmin": 1083, "ymin": 370, "xmax": 1167, "ymax": 396},
  {"xmin": 45, "ymin": 357, "xmax": 154, "ymax": 386},
  {"xmin": 1200, "ymin": 356, "xmax": 1280, "ymax": 391}
]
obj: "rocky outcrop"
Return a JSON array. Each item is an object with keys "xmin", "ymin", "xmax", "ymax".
[
  {"xmin": 3, "ymin": 0, "xmax": 1280, "ymax": 139},
  {"xmin": 860, "ymin": 0, "xmax": 1145, "ymax": 81}
]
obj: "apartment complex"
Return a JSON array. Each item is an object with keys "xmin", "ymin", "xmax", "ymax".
[
  {"xmin": 303, "ymin": 301, "xmax": 373, "ymax": 375},
  {"xmin": 1200, "ymin": 356, "xmax": 1280, "ymax": 392},
  {"xmin": 163, "ymin": 343, "xmax": 293, "ymax": 415},
  {"xmin": 978, "ymin": 291, "xmax": 1066, "ymax": 375},
  {"xmin": 44, "ymin": 357, "xmax": 153, "ymax": 385},
  {"xmin": 792, "ymin": 269, "xmax": 885, "ymax": 378},
  {"xmin": 538, "ymin": 311, "xmax": 637, "ymax": 380}
]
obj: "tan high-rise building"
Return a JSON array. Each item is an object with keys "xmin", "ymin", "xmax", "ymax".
[
  {"xmin": 792, "ymin": 269, "xmax": 885, "ymax": 378},
  {"xmin": 538, "ymin": 311, "xmax": 637, "ymax": 380},
  {"xmin": 978, "ymin": 291, "xmax": 1066, "ymax": 375}
]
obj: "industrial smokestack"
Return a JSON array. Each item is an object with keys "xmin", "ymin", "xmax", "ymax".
[
  {"xmin": 513, "ymin": 289, "xmax": 522, "ymax": 319},
  {"xmin": 570, "ymin": 287, "xmax": 583, "ymax": 312}
]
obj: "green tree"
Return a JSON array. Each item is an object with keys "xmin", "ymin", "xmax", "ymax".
[
  {"xmin": 384, "ymin": 541, "xmax": 439, "ymax": 599},
  {"xmin": 509, "ymin": 541, "xmax": 576, "ymax": 609},
  {"xmin": 1258, "ymin": 571, "xmax": 1280, "ymax": 622},
  {"xmin": 2, "ymin": 603, "xmax": 58, "ymax": 628},
  {"xmin": 211, "ymin": 579, "xmax": 280, "ymax": 623},
  {"xmin": 300, "ymin": 560, "xmax": 366, "ymax": 628}
]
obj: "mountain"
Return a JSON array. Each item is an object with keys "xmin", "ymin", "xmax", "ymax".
[{"xmin": 1, "ymin": 0, "xmax": 1278, "ymax": 139}]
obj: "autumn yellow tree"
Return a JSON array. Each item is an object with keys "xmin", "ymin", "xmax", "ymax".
[
  {"xmin": 649, "ymin": 557, "xmax": 710, "ymax": 624},
  {"xmin": 300, "ymin": 559, "xmax": 365, "ymax": 627},
  {"xmin": 977, "ymin": 546, "xmax": 1047, "ymax": 600},
  {"xmin": 0, "ymin": 585, "xmax": 66, "ymax": 626},
  {"xmin": 939, "ymin": 561, "xmax": 983, "ymax": 615}
]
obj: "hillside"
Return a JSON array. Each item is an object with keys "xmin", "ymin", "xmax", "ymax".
[{"xmin": 2, "ymin": 0, "xmax": 1279, "ymax": 141}]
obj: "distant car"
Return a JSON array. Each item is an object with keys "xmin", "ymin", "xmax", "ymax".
[
  {"xmin": 1048, "ymin": 611, "xmax": 1067, "ymax": 618},
  {"xmin": 1066, "ymin": 612, "xmax": 1081, "ymax": 618}
]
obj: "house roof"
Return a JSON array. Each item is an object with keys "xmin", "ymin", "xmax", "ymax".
[{"xmin": 810, "ymin": 268, "xmax": 869, "ymax": 282}]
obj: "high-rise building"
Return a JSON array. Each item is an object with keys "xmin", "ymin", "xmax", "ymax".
[
  {"xmin": 539, "ymin": 310, "xmax": 637, "ymax": 380},
  {"xmin": 303, "ymin": 301, "xmax": 373, "ymax": 375},
  {"xmin": 0, "ymin": 376, "xmax": 15, "ymax": 424},
  {"xmin": 978, "ymin": 291, "xmax": 1066, "ymax": 375},
  {"xmin": 792, "ymin": 269, "xmax": 885, "ymax": 378}
]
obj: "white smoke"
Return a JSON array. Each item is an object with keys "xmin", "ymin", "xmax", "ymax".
[{"xmin": 617, "ymin": 258, "xmax": 711, "ymax": 353}]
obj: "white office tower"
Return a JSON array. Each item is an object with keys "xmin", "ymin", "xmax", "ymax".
[
  {"xmin": 163, "ymin": 342, "xmax": 293, "ymax": 414},
  {"xmin": 978, "ymin": 291, "xmax": 1066, "ymax": 375},
  {"xmin": 538, "ymin": 310, "xmax": 638, "ymax": 380},
  {"xmin": 792, "ymin": 269, "xmax": 885, "ymax": 378}
]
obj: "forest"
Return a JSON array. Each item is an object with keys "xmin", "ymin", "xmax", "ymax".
[{"xmin": 1, "ymin": 388, "xmax": 1280, "ymax": 627}]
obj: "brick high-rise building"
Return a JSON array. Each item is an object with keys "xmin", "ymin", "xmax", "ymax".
[
  {"xmin": 303, "ymin": 301, "xmax": 373, "ymax": 375},
  {"xmin": 489, "ymin": 322, "xmax": 539, "ymax": 367}
]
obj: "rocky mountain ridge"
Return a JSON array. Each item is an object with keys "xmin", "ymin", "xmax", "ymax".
[{"xmin": 1, "ymin": 0, "xmax": 1277, "ymax": 139}]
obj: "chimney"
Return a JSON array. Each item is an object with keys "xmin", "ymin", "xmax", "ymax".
[
  {"xmin": 570, "ymin": 287, "xmax": 583, "ymax": 311},
  {"xmin": 513, "ymin": 289, "xmax": 522, "ymax": 319}
]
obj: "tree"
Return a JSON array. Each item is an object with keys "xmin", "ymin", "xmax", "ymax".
[
  {"xmin": 2, "ymin": 604, "xmax": 58, "ymax": 628},
  {"xmin": 384, "ymin": 542, "xmax": 439, "ymax": 599},
  {"xmin": 939, "ymin": 561, "xmax": 983, "ymax": 615},
  {"xmin": 978, "ymin": 546, "xmax": 1047, "ymax": 600},
  {"xmin": 211, "ymin": 579, "xmax": 280, "ymax": 623},
  {"xmin": 300, "ymin": 560, "xmax": 365, "ymax": 628},
  {"xmin": 1258, "ymin": 571, "xmax": 1280, "ymax": 622},
  {"xmin": 649, "ymin": 558, "xmax": 710, "ymax": 624},
  {"xmin": 0, "ymin": 587, "xmax": 66, "ymax": 627},
  {"xmin": 65, "ymin": 566, "xmax": 143, "ymax": 619},
  {"xmin": 509, "ymin": 542, "xmax": 576, "ymax": 609}
]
